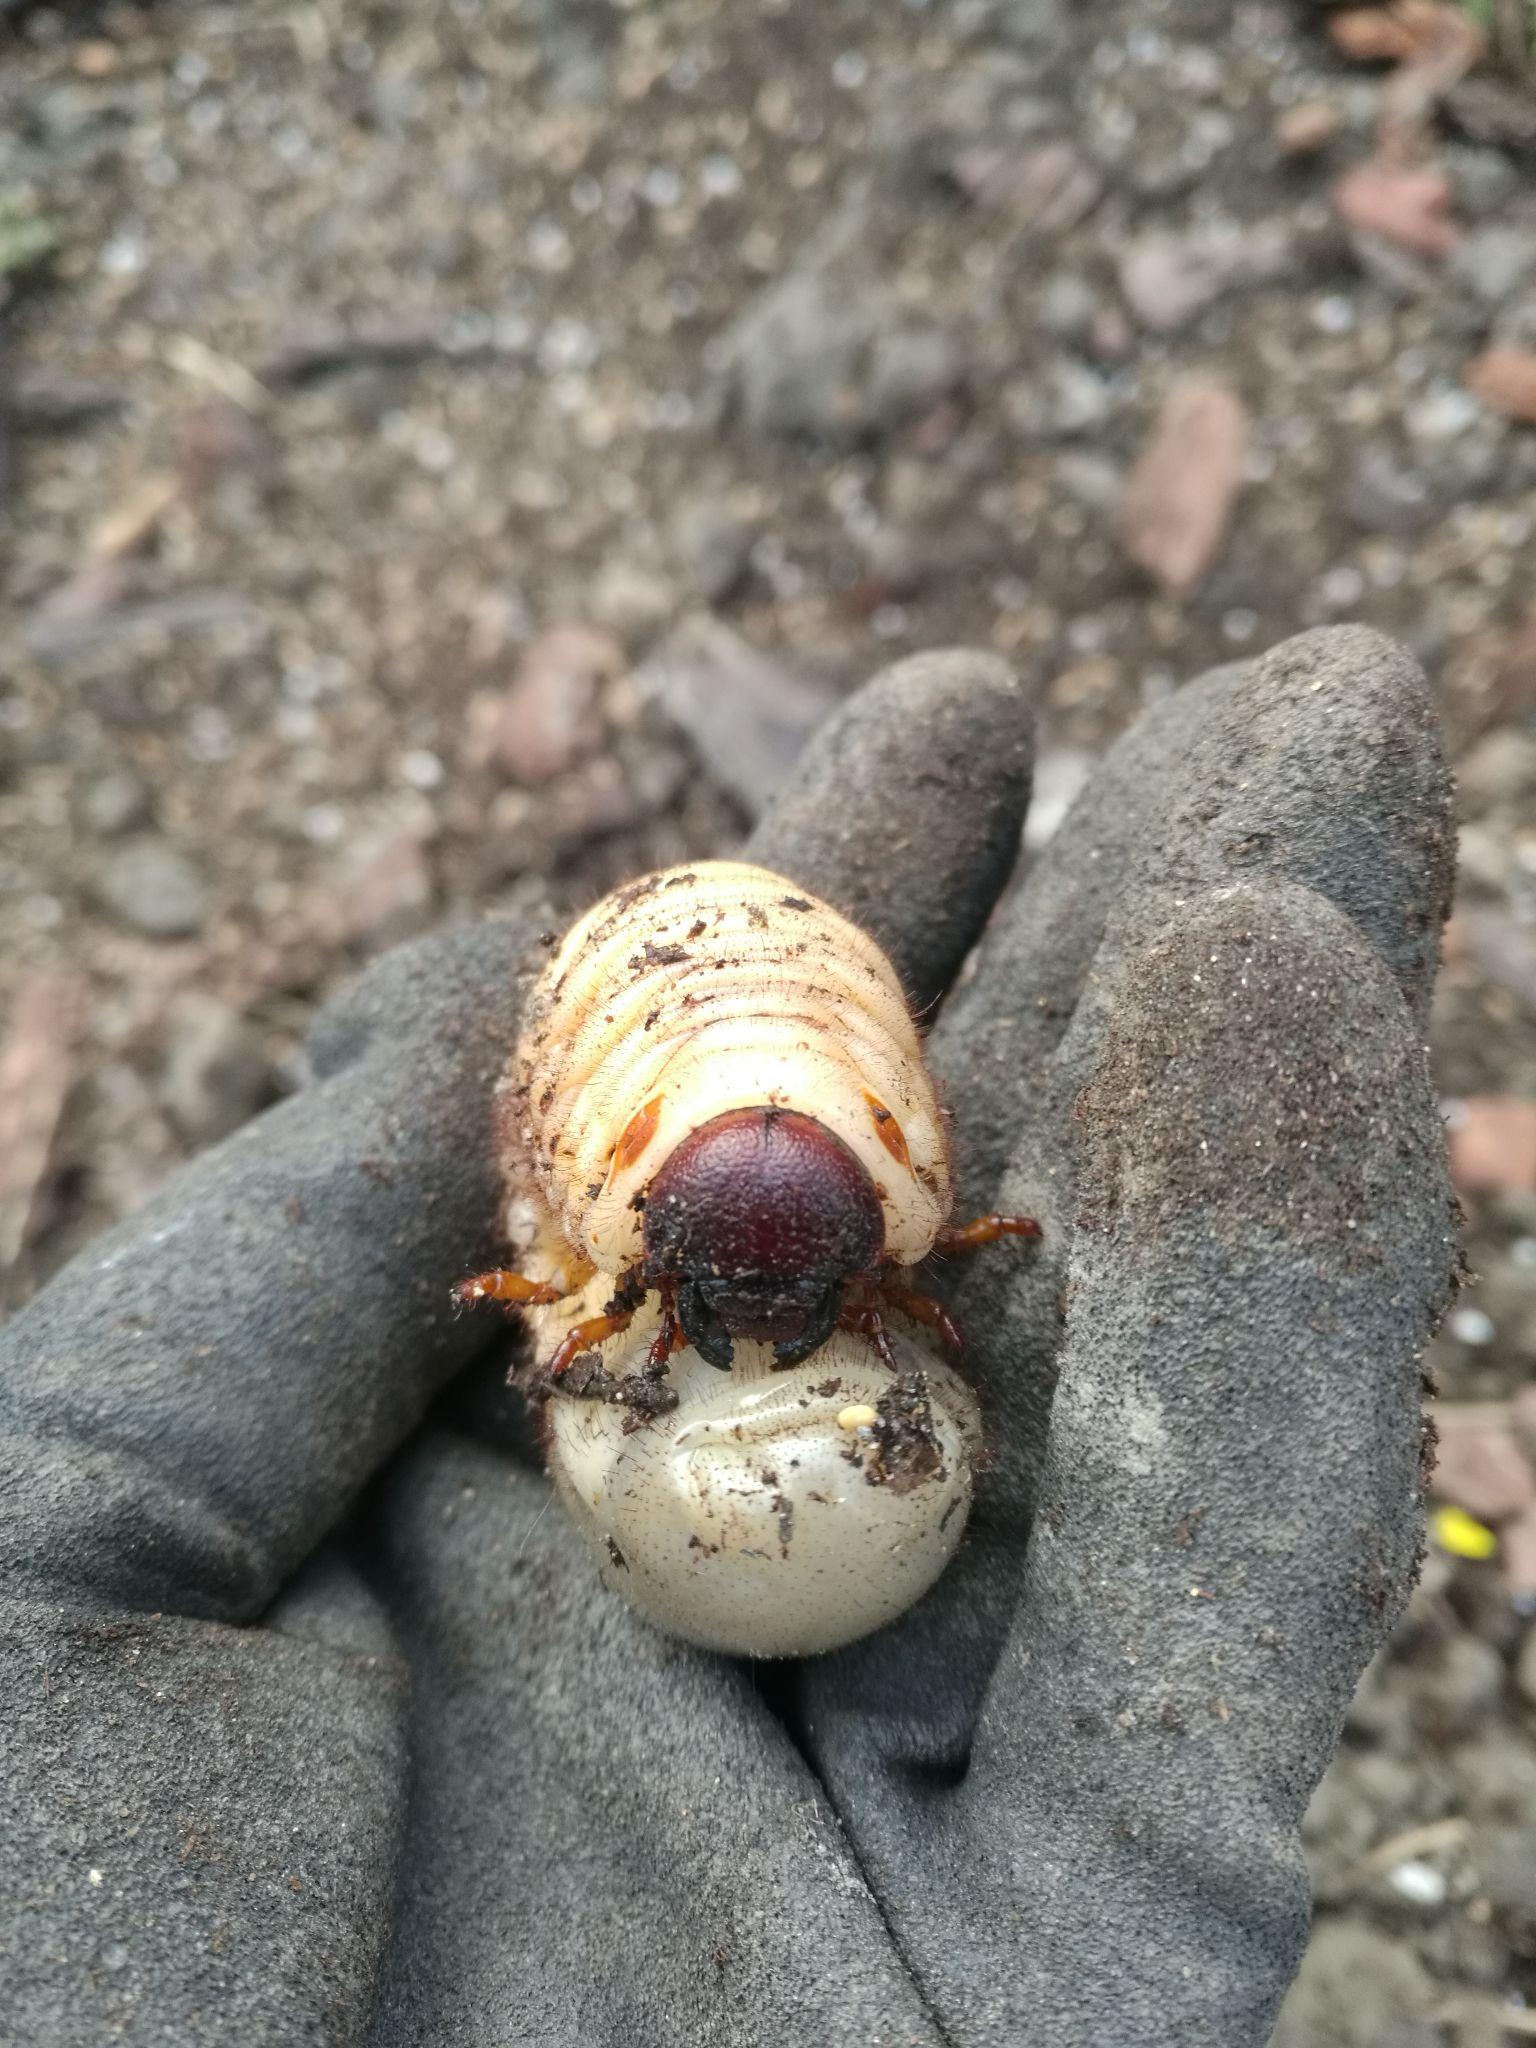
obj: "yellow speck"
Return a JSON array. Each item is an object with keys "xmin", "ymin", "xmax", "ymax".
[
  {"xmin": 1432, "ymin": 1504, "xmax": 1499, "ymax": 1561},
  {"xmin": 837, "ymin": 1404, "xmax": 879, "ymax": 1433},
  {"xmin": 87, "ymin": 1869, "xmax": 103, "ymax": 1886}
]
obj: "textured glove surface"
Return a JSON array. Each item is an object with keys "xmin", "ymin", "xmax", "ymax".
[{"xmin": 0, "ymin": 629, "xmax": 1455, "ymax": 2047}]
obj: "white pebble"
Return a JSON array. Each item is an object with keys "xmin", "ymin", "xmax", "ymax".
[
  {"xmin": 1320, "ymin": 565, "xmax": 1365, "ymax": 609},
  {"xmin": 643, "ymin": 166, "xmax": 683, "ymax": 209},
  {"xmin": 400, "ymin": 749, "xmax": 444, "ymax": 792},
  {"xmin": 302, "ymin": 804, "xmax": 345, "ymax": 846},
  {"xmin": 701, "ymin": 154, "xmax": 743, "ymax": 199},
  {"xmin": 1450, "ymin": 1306, "xmax": 1496, "ymax": 1347},
  {"xmin": 1312, "ymin": 294, "xmax": 1356, "ymax": 335},
  {"xmin": 1388, "ymin": 1859, "xmax": 1447, "ymax": 1907}
]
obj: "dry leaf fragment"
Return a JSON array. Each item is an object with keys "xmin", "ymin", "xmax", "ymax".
[{"xmin": 1118, "ymin": 378, "xmax": 1251, "ymax": 597}]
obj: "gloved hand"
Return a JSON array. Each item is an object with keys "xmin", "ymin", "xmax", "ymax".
[{"xmin": 0, "ymin": 624, "xmax": 1457, "ymax": 2048}]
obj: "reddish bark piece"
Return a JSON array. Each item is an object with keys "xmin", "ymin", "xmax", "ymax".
[
  {"xmin": 1447, "ymin": 1097, "xmax": 1536, "ymax": 1196},
  {"xmin": 1466, "ymin": 348, "xmax": 1536, "ymax": 425},
  {"xmin": 490, "ymin": 626, "xmax": 622, "ymax": 786},
  {"xmin": 1118, "ymin": 378, "xmax": 1250, "ymax": 598},
  {"xmin": 1335, "ymin": 161, "xmax": 1460, "ymax": 259}
]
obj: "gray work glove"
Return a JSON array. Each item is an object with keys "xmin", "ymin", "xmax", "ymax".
[{"xmin": 0, "ymin": 624, "xmax": 1456, "ymax": 2047}]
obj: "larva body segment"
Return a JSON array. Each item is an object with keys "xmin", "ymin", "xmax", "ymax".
[
  {"xmin": 509, "ymin": 860, "xmax": 950, "ymax": 1277},
  {"xmin": 545, "ymin": 1324, "xmax": 983, "ymax": 1659}
]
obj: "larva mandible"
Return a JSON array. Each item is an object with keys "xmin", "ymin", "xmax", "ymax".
[{"xmin": 456, "ymin": 858, "xmax": 1039, "ymax": 1388}]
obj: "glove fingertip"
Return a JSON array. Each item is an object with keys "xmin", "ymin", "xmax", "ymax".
[{"xmin": 748, "ymin": 647, "xmax": 1034, "ymax": 1013}]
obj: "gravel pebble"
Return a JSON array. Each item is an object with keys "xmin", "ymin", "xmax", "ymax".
[{"xmin": 92, "ymin": 838, "xmax": 209, "ymax": 938}]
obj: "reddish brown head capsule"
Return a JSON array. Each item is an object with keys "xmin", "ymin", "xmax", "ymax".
[{"xmin": 642, "ymin": 1108, "xmax": 885, "ymax": 1368}]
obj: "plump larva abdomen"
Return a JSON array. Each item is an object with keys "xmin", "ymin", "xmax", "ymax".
[
  {"xmin": 544, "ymin": 1323, "xmax": 982, "ymax": 1659},
  {"xmin": 509, "ymin": 860, "xmax": 950, "ymax": 1271}
]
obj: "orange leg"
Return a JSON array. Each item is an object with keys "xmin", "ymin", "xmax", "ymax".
[
  {"xmin": 647, "ymin": 1290, "xmax": 681, "ymax": 1372},
  {"xmin": 839, "ymin": 1302, "xmax": 898, "ymax": 1374},
  {"xmin": 881, "ymin": 1282, "xmax": 966, "ymax": 1360},
  {"xmin": 935, "ymin": 1213, "xmax": 1041, "ymax": 1252},
  {"xmin": 452, "ymin": 1256, "xmax": 595, "ymax": 1313},
  {"xmin": 547, "ymin": 1310, "xmax": 637, "ymax": 1381}
]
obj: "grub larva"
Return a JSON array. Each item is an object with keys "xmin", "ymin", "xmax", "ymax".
[
  {"xmin": 455, "ymin": 857, "xmax": 1039, "ymax": 1655},
  {"xmin": 460, "ymin": 860, "xmax": 1038, "ymax": 1376}
]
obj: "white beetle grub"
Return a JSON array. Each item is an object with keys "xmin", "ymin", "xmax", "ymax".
[{"xmin": 454, "ymin": 858, "xmax": 1040, "ymax": 1656}]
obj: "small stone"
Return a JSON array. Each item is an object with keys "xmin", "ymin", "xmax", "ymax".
[
  {"xmin": 77, "ymin": 764, "xmax": 152, "ymax": 837},
  {"xmin": 1446, "ymin": 143, "xmax": 1522, "ymax": 220},
  {"xmin": 950, "ymin": 139, "xmax": 1105, "ymax": 234},
  {"xmin": 1346, "ymin": 446, "xmax": 1433, "ymax": 535},
  {"xmin": 161, "ymin": 994, "xmax": 277, "ymax": 1146},
  {"xmin": 92, "ymin": 838, "xmax": 209, "ymax": 938},
  {"xmin": 723, "ymin": 211, "xmax": 961, "ymax": 447},
  {"xmin": 1414, "ymin": 1632, "xmax": 1504, "ymax": 1738},
  {"xmin": 1448, "ymin": 1306, "xmax": 1496, "ymax": 1346},
  {"xmin": 1446, "ymin": 1097, "xmax": 1536, "ymax": 1197},
  {"xmin": 1431, "ymin": 1421, "xmax": 1534, "ymax": 1523},
  {"xmin": 1466, "ymin": 347, "xmax": 1536, "ymax": 424},
  {"xmin": 1054, "ymin": 451, "xmax": 1123, "ymax": 511},
  {"xmin": 1387, "ymin": 1859, "xmax": 1446, "ymax": 1907},
  {"xmin": 1452, "ymin": 226, "xmax": 1536, "ymax": 309},
  {"xmin": 1268, "ymin": 1919, "xmax": 1436, "ymax": 2048},
  {"xmin": 1038, "ymin": 270, "xmax": 1100, "ymax": 341},
  {"xmin": 1408, "ymin": 384, "xmax": 1484, "ymax": 440},
  {"xmin": 671, "ymin": 499, "xmax": 757, "ymax": 605},
  {"xmin": 1118, "ymin": 377, "xmax": 1250, "ymax": 596},
  {"xmin": 1006, "ymin": 357, "xmax": 1113, "ymax": 441},
  {"xmin": 489, "ymin": 627, "xmax": 622, "ymax": 785},
  {"xmin": 635, "ymin": 614, "xmax": 838, "ymax": 818},
  {"xmin": 1456, "ymin": 730, "xmax": 1536, "ymax": 812},
  {"xmin": 865, "ymin": 327, "xmax": 966, "ymax": 434},
  {"xmin": 587, "ymin": 562, "xmax": 676, "ymax": 647},
  {"xmin": 1118, "ymin": 221, "xmax": 1292, "ymax": 333},
  {"xmin": 1477, "ymin": 1826, "xmax": 1536, "ymax": 1934},
  {"xmin": 327, "ymin": 826, "xmax": 434, "ymax": 945},
  {"xmin": 1336, "ymin": 161, "xmax": 1460, "ymax": 261},
  {"xmin": 1275, "ymin": 100, "xmax": 1342, "ymax": 158}
]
